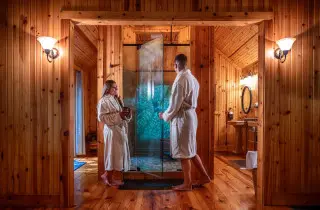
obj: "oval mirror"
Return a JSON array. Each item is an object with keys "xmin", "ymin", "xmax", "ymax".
[{"xmin": 241, "ymin": 86, "xmax": 252, "ymax": 114}]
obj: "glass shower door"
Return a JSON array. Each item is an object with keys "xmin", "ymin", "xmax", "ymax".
[{"xmin": 134, "ymin": 37, "xmax": 164, "ymax": 173}]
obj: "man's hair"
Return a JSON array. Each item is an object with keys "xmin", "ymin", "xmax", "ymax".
[{"xmin": 174, "ymin": 54, "xmax": 187, "ymax": 69}]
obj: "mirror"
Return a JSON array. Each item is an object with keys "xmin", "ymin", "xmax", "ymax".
[{"xmin": 241, "ymin": 86, "xmax": 252, "ymax": 114}]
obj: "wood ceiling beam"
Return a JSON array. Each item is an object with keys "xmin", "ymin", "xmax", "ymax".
[{"xmin": 60, "ymin": 11, "xmax": 273, "ymax": 26}]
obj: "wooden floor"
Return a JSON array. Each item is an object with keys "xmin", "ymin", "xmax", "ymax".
[{"xmin": 70, "ymin": 156, "xmax": 258, "ymax": 209}]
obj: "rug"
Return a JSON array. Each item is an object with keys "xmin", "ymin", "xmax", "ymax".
[
  {"xmin": 74, "ymin": 159, "xmax": 86, "ymax": 171},
  {"xmin": 119, "ymin": 179, "xmax": 184, "ymax": 190},
  {"xmin": 130, "ymin": 156, "xmax": 181, "ymax": 172}
]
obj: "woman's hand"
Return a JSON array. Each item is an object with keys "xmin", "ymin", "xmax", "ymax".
[
  {"xmin": 120, "ymin": 107, "xmax": 131, "ymax": 120},
  {"xmin": 159, "ymin": 112, "xmax": 163, "ymax": 119},
  {"xmin": 119, "ymin": 111, "xmax": 128, "ymax": 120}
]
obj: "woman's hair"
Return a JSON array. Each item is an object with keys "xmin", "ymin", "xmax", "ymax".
[{"xmin": 101, "ymin": 80, "xmax": 116, "ymax": 97}]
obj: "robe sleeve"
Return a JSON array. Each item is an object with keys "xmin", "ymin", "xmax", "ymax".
[
  {"xmin": 97, "ymin": 99, "xmax": 123, "ymax": 126},
  {"xmin": 162, "ymin": 82, "xmax": 185, "ymax": 122}
]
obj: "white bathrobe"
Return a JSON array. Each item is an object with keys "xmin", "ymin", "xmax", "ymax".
[
  {"xmin": 97, "ymin": 95, "xmax": 131, "ymax": 171},
  {"xmin": 162, "ymin": 69, "xmax": 199, "ymax": 159}
]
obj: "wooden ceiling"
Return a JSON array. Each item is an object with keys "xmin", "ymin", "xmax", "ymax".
[
  {"xmin": 74, "ymin": 26, "xmax": 98, "ymax": 70},
  {"xmin": 76, "ymin": 24, "xmax": 257, "ymax": 69},
  {"xmin": 77, "ymin": 25, "xmax": 99, "ymax": 49},
  {"xmin": 214, "ymin": 24, "xmax": 258, "ymax": 68}
]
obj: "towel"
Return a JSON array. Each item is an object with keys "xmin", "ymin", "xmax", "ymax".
[{"xmin": 246, "ymin": 151, "xmax": 257, "ymax": 169}]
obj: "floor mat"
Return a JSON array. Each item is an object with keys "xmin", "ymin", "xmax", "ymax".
[
  {"xmin": 74, "ymin": 159, "xmax": 86, "ymax": 171},
  {"xmin": 229, "ymin": 159, "xmax": 247, "ymax": 169},
  {"xmin": 130, "ymin": 156, "xmax": 181, "ymax": 172},
  {"xmin": 119, "ymin": 179, "xmax": 184, "ymax": 190}
]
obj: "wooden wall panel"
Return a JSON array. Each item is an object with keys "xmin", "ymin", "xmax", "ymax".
[
  {"xmin": 0, "ymin": 0, "xmax": 7, "ymax": 196},
  {"xmin": 214, "ymin": 49, "xmax": 241, "ymax": 152},
  {"xmin": 2, "ymin": 0, "xmax": 320, "ymax": 208},
  {"xmin": 88, "ymin": 67, "xmax": 97, "ymax": 133},
  {"xmin": 60, "ymin": 19, "xmax": 75, "ymax": 207},
  {"xmin": 1, "ymin": 0, "xmax": 63, "ymax": 206},
  {"xmin": 97, "ymin": 26, "xmax": 104, "ymax": 180},
  {"xmin": 190, "ymin": 26, "xmax": 214, "ymax": 178},
  {"xmin": 103, "ymin": 26, "xmax": 123, "ymax": 97},
  {"xmin": 97, "ymin": 25, "xmax": 123, "ymax": 179},
  {"xmin": 263, "ymin": 0, "xmax": 320, "ymax": 206}
]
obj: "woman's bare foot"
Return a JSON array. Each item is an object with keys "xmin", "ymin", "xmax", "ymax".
[
  {"xmin": 192, "ymin": 177, "xmax": 211, "ymax": 187},
  {"xmin": 172, "ymin": 183, "xmax": 192, "ymax": 191},
  {"xmin": 101, "ymin": 174, "xmax": 112, "ymax": 187}
]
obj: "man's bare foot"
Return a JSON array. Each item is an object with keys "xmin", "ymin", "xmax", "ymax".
[
  {"xmin": 172, "ymin": 183, "xmax": 192, "ymax": 191},
  {"xmin": 101, "ymin": 174, "xmax": 112, "ymax": 187},
  {"xmin": 192, "ymin": 177, "xmax": 211, "ymax": 187}
]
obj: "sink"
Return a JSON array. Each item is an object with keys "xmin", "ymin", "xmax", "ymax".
[
  {"xmin": 228, "ymin": 119, "xmax": 258, "ymax": 154},
  {"xmin": 227, "ymin": 121, "xmax": 246, "ymax": 154}
]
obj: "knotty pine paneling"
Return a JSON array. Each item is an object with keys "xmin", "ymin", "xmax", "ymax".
[
  {"xmin": 2, "ymin": 0, "xmax": 320, "ymax": 208},
  {"xmin": 97, "ymin": 25, "xmax": 123, "ymax": 179},
  {"xmin": 190, "ymin": 26, "xmax": 215, "ymax": 178},
  {"xmin": 214, "ymin": 49, "xmax": 241, "ymax": 152},
  {"xmin": 263, "ymin": 0, "xmax": 320, "ymax": 206}
]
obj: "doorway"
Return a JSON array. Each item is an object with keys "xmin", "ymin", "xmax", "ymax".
[
  {"xmin": 75, "ymin": 70, "xmax": 86, "ymax": 157},
  {"xmin": 59, "ymin": 17, "xmax": 270, "ymax": 207}
]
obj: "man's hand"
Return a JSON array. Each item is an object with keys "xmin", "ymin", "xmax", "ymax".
[{"xmin": 159, "ymin": 112, "xmax": 163, "ymax": 119}]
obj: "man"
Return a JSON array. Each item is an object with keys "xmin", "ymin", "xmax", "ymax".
[{"xmin": 159, "ymin": 54, "xmax": 211, "ymax": 191}]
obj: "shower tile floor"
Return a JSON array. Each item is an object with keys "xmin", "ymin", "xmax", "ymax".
[{"xmin": 130, "ymin": 156, "xmax": 181, "ymax": 172}]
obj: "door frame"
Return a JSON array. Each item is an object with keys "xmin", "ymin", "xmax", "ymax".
[{"xmin": 60, "ymin": 13, "xmax": 272, "ymax": 208}]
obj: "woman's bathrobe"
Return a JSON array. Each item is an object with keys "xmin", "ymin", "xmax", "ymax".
[
  {"xmin": 97, "ymin": 94, "xmax": 131, "ymax": 171},
  {"xmin": 162, "ymin": 69, "xmax": 199, "ymax": 159}
]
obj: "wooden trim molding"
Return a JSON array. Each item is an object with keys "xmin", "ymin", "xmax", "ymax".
[
  {"xmin": 60, "ymin": 11, "xmax": 273, "ymax": 26},
  {"xmin": 271, "ymin": 193, "xmax": 320, "ymax": 206},
  {"xmin": 60, "ymin": 19, "xmax": 75, "ymax": 208}
]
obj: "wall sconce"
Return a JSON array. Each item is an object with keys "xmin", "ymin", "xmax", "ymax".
[
  {"xmin": 37, "ymin": 36, "xmax": 60, "ymax": 63},
  {"xmin": 274, "ymin": 37, "xmax": 296, "ymax": 63}
]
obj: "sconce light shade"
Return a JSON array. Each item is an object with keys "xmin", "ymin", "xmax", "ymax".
[
  {"xmin": 274, "ymin": 37, "xmax": 296, "ymax": 63},
  {"xmin": 37, "ymin": 36, "xmax": 59, "ymax": 63},
  {"xmin": 276, "ymin": 37, "xmax": 296, "ymax": 51},
  {"xmin": 37, "ymin": 36, "xmax": 57, "ymax": 50}
]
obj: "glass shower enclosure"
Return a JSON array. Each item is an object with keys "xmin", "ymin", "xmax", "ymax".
[{"xmin": 123, "ymin": 37, "xmax": 181, "ymax": 175}]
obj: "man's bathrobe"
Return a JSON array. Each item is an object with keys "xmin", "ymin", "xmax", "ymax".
[
  {"xmin": 97, "ymin": 94, "xmax": 131, "ymax": 171},
  {"xmin": 163, "ymin": 69, "xmax": 199, "ymax": 159}
]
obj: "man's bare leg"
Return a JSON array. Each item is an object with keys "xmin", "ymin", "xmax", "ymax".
[
  {"xmin": 191, "ymin": 155, "xmax": 211, "ymax": 186},
  {"xmin": 173, "ymin": 158, "xmax": 192, "ymax": 191}
]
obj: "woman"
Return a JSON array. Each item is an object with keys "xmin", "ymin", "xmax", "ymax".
[{"xmin": 97, "ymin": 80, "xmax": 132, "ymax": 186}]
